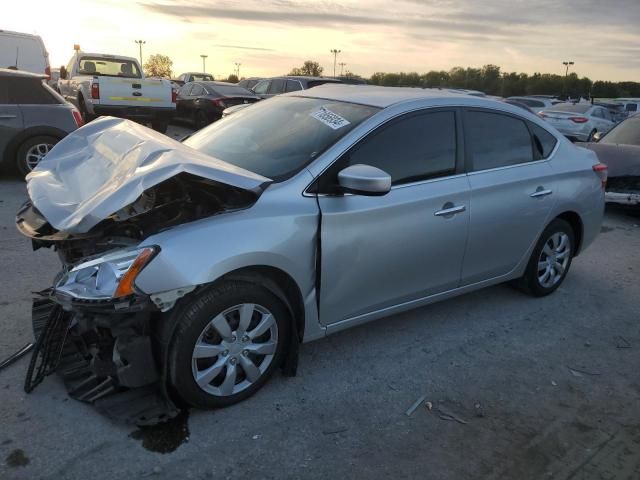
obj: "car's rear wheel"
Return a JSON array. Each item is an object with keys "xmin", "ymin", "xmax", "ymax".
[
  {"xmin": 195, "ymin": 110, "xmax": 209, "ymax": 129},
  {"xmin": 16, "ymin": 136, "xmax": 58, "ymax": 176},
  {"xmin": 515, "ymin": 218, "xmax": 575, "ymax": 297},
  {"xmin": 168, "ymin": 281, "xmax": 289, "ymax": 409},
  {"xmin": 587, "ymin": 129, "xmax": 597, "ymax": 142}
]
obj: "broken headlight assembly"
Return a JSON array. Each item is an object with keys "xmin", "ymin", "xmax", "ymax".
[{"xmin": 54, "ymin": 246, "xmax": 158, "ymax": 300}]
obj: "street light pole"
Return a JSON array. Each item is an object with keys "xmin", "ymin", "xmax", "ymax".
[
  {"xmin": 330, "ymin": 49, "xmax": 341, "ymax": 77},
  {"xmin": 562, "ymin": 60, "xmax": 574, "ymax": 77},
  {"xmin": 200, "ymin": 54, "xmax": 208, "ymax": 73},
  {"xmin": 134, "ymin": 40, "xmax": 145, "ymax": 66},
  {"xmin": 339, "ymin": 62, "xmax": 346, "ymax": 76},
  {"xmin": 234, "ymin": 62, "xmax": 241, "ymax": 78}
]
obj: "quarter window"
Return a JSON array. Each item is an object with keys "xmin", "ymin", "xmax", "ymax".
[
  {"xmin": 252, "ymin": 80, "xmax": 270, "ymax": 95},
  {"xmin": 528, "ymin": 123, "xmax": 557, "ymax": 159},
  {"xmin": 286, "ymin": 79, "xmax": 302, "ymax": 92},
  {"xmin": 190, "ymin": 84, "xmax": 205, "ymax": 96},
  {"xmin": 465, "ymin": 110, "xmax": 533, "ymax": 171}
]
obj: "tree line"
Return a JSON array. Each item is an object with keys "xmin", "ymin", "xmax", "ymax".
[{"xmin": 142, "ymin": 55, "xmax": 640, "ymax": 99}]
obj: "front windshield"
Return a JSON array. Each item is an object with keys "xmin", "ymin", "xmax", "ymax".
[
  {"xmin": 184, "ymin": 96, "xmax": 380, "ymax": 180},
  {"xmin": 600, "ymin": 116, "xmax": 640, "ymax": 146}
]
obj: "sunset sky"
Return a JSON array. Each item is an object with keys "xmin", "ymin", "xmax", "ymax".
[{"xmin": 4, "ymin": 0, "xmax": 640, "ymax": 81}]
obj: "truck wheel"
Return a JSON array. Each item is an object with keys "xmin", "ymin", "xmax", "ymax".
[
  {"xmin": 151, "ymin": 120, "xmax": 169, "ymax": 134},
  {"xmin": 78, "ymin": 96, "xmax": 95, "ymax": 123},
  {"xmin": 167, "ymin": 281, "xmax": 290, "ymax": 409},
  {"xmin": 16, "ymin": 136, "xmax": 59, "ymax": 177}
]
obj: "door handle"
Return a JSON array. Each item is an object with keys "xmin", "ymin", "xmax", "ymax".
[
  {"xmin": 530, "ymin": 188, "xmax": 553, "ymax": 198},
  {"xmin": 0, "ymin": 114, "xmax": 17, "ymax": 119},
  {"xmin": 434, "ymin": 204, "xmax": 466, "ymax": 217}
]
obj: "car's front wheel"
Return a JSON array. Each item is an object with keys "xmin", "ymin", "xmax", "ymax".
[
  {"xmin": 168, "ymin": 281, "xmax": 289, "ymax": 409},
  {"xmin": 516, "ymin": 218, "xmax": 575, "ymax": 297}
]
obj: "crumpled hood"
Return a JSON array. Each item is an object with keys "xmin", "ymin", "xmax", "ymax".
[{"xmin": 26, "ymin": 117, "xmax": 270, "ymax": 234}]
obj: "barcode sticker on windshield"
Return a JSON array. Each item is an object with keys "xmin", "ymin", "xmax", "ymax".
[{"xmin": 310, "ymin": 107, "xmax": 350, "ymax": 130}]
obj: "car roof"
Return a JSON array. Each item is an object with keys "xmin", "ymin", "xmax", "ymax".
[
  {"xmin": 288, "ymin": 84, "xmax": 505, "ymax": 108},
  {"xmin": 0, "ymin": 67, "xmax": 46, "ymax": 79}
]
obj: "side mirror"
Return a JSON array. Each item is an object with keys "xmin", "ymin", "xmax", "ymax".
[
  {"xmin": 59, "ymin": 66, "xmax": 67, "ymax": 80},
  {"xmin": 592, "ymin": 131, "xmax": 603, "ymax": 142},
  {"xmin": 337, "ymin": 164, "xmax": 391, "ymax": 196}
]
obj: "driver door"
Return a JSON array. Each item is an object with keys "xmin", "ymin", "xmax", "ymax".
[{"xmin": 315, "ymin": 109, "xmax": 470, "ymax": 325}]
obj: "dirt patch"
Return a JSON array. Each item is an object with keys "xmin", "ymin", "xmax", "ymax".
[{"xmin": 6, "ymin": 449, "xmax": 29, "ymax": 467}]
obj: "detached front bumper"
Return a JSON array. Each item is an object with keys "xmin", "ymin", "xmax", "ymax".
[{"xmin": 28, "ymin": 290, "xmax": 179, "ymax": 425}]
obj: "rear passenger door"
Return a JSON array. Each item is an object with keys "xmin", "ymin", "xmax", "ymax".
[{"xmin": 460, "ymin": 109, "xmax": 558, "ymax": 285}]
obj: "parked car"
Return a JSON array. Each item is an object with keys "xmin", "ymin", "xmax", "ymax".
[
  {"xmin": 237, "ymin": 77, "xmax": 264, "ymax": 90},
  {"xmin": 593, "ymin": 101, "xmax": 627, "ymax": 123},
  {"xmin": 503, "ymin": 99, "xmax": 535, "ymax": 114},
  {"xmin": 174, "ymin": 72, "xmax": 214, "ymax": 86},
  {"xmin": 539, "ymin": 103, "xmax": 616, "ymax": 141},
  {"xmin": 507, "ymin": 96, "xmax": 565, "ymax": 113},
  {"xmin": 175, "ymin": 81, "xmax": 260, "ymax": 128},
  {"xmin": 251, "ymin": 76, "xmax": 342, "ymax": 99},
  {"xmin": 615, "ymin": 98, "xmax": 640, "ymax": 115},
  {"xmin": 16, "ymin": 86, "xmax": 605, "ymax": 419},
  {"xmin": 0, "ymin": 68, "xmax": 82, "ymax": 176},
  {"xmin": 58, "ymin": 51, "xmax": 175, "ymax": 132},
  {"xmin": 221, "ymin": 102, "xmax": 254, "ymax": 118},
  {"xmin": 0, "ymin": 30, "xmax": 50, "ymax": 79},
  {"xmin": 585, "ymin": 113, "xmax": 640, "ymax": 208},
  {"xmin": 447, "ymin": 88, "xmax": 486, "ymax": 97}
]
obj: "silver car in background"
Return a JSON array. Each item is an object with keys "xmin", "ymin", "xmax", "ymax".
[
  {"xmin": 17, "ymin": 86, "xmax": 606, "ymax": 418},
  {"xmin": 539, "ymin": 103, "xmax": 616, "ymax": 141}
]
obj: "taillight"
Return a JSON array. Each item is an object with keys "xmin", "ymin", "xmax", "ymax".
[
  {"xmin": 71, "ymin": 109, "xmax": 84, "ymax": 128},
  {"xmin": 538, "ymin": 112, "xmax": 547, "ymax": 118},
  {"xmin": 211, "ymin": 98, "xmax": 227, "ymax": 108},
  {"xmin": 171, "ymin": 88, "xmax": 177, "ymax": 103},
  {"xmin": 592, "ymin": 163, "xmax": 608, "ymax": 189},
  {"xmin": 45, "ymin": 66, "xmax": 51, "ymax": 81},
  {"xmin": 569, "ymin": 116, "xmax": 588, "ymax": 123},
  {"xmin": 91, "ymin": 82, "xmax": 100, "ymax": 100}
]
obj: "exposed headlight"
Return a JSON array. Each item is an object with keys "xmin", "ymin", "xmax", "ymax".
[{"xmin": 55, "ymin": 247, "xmax": 158, "ymax": 300}]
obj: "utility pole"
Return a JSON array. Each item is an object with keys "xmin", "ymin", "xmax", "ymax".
[
  {"xmin": 338, "ymin": 62, "xmax": 346, "ymax": 76},
  {"xmin": 234, "ymin": 62, "xmax": 241, "ymax": 78},
  {"xmin": 200, "ymin": 54, "xmax": 208, "ymax": 73},
  {"xmin": 330, "ymin": 49, "xmax": 341, "ymax": 77},
  {"xmin": 562, "ymin": 61, "xmax": 574, "ymax": 77},
  {"xmin": 134, "ymin": 40, "xmax": 145, "ymax": 66}
]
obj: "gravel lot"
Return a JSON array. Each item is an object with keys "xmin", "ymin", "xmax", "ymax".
[{"xmin": 1, "ymin": 130, "xmax": 639, "ymax": 479}]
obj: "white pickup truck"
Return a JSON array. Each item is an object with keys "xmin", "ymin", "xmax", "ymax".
[{"xmin": 58, "ymin": 52, "xmax": 175, "ymax": 132}]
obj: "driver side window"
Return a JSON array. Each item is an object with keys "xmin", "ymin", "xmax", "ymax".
[{"xmin": 315, "ymin": 110, "xmax": 458, "ymax": 194}]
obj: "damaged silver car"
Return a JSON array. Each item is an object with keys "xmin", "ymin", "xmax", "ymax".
[{"xmin": 17, "ymin": 86, "xmax": 606, "ymax": 423}]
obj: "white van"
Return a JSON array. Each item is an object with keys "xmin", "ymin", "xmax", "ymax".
[{"xmin": 0, "ymin": 30, "xmax": 50, "ymax": 78}]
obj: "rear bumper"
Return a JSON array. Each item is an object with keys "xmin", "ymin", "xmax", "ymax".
[
  {"xmin": 92, "ymin": 105, "xmax": 175, "ymax": 122},
  {"xmin": 605, "ymin": 191, "xmax": 640, "ymax": 206}
]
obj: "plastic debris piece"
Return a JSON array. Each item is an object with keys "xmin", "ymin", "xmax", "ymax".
[{"xmin": 405, "ymin": 394, "xmax": 427, "ymax": 416}]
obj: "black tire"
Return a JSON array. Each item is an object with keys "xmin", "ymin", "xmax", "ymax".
[
  {"xmin": 151, "ymin": 120, "xmax": 169, "ymax": 134},
  {"xmin": 168, "ymin": 281, "xmax": 290, "ymax": 409},
  {"xmin": 195, "ymin": 110, "xmax": 209, "ymax": 129},
  {"xmin": 78, "ymin": 96, "xmax": 96, "ymax": 123},
  {"xmin": 16, "ymin": 135, "xmax": 59, "ymax": 177},
  {"xmin": 515, "ymin": 218, "xmax": 575, "ymax": 297}
]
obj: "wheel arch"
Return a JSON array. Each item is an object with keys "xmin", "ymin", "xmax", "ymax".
[{"xmin": 555, "ymin": 210, "xmax": 584, "ymax": 256}]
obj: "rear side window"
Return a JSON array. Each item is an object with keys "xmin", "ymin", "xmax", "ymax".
[
  {"xmin": 529, "ymin": 123, "xmax": 557, "ymax": 159},
  {"xmin": 178, "ymin": 84, "xmax": 193, "ymax": 96},
  {"xmin": 625, "ymin": 104, "xmax": 637, "ymax": 112},
  {"xmin": 190, "ymin": 84, "xmax": 205, "ymax": 96},
  {"xmin": 268, "ymin": 78, "xmax": 285, "ymax": 94},
  {"xmin": 318, "ymin": 110, "xmax": 457, "ymax": 191},
  {"xmin": 252, "ymin": 80, "xmax": 270, "ymax": 95},
  {"xmin": 286, "ymin": 79, "xmax": 302, "ymax": 92},
  {"xmin": 4, "ymin": 77, "xmax": 57, "ymax": 104},
  {"xmin": 465, "ymin": 110, "xmax": 533, "ymax": 171}
]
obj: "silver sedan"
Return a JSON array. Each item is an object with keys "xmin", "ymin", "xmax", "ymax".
[
  {"xmin": 19, "ymin": 86, "xmax": 606, "ymax": 415},
  {"xmin": 539, "ymin": 103, "xmax": 617, "ymax": 142}
]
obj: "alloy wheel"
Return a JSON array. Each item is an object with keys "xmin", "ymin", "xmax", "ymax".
[
  {"xmin": 537, "ymin": 232, "xmax": 571, "ymax": 288},
  {"xmin": 191, "ymin": 303, "xmax": 278, "ymax": 397},
  {"xmin": 25, "ymin": 143, "xmax": 54, "ymax": 170}
]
